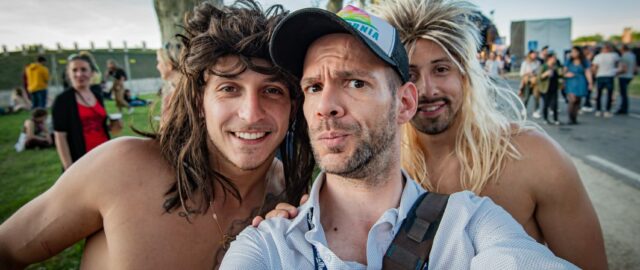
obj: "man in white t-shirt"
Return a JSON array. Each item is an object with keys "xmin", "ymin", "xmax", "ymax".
[
  {"xmin": 484, "ymin": 51, "xmax": 504, "ymax": 78},
  {"xmin": 592, "ymin": 43, "xmax": 620, "ymax": 117},
  {"xmin": 616, "ymin": 44, "xmax": 637, "ymax": 115}
]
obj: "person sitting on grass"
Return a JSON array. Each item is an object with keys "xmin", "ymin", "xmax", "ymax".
[
  {"xmin": 124, "ymin": 89, "xmax": 149, "ymax": 107},
  {"xmin": 23, "ymin": 108, "xmax": 53, "ymax": 149},
  {"xmin": 10, "ymin": 87, "xmax": 32, "ymax": 113}
]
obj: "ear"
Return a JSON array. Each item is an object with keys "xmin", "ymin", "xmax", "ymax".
[{"xmin": 396, "ymin": 81, "xmax": 418, "ymax": 125}]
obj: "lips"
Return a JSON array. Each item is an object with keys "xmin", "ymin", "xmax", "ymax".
[
  {"xmin": 417, "ymin": 101, "xmax": 446, "ymax": 117},
  {"xmin": 315, "ymin": 131, "xmax": 349, "ymax": 149}
]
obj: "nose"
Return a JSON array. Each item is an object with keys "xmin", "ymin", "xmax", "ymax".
[
  {"xmin": 417, "ymin": 73, "xmax": 440, "ymax": 99},
  {"xmin": 315, "ymin": 84, "xmax": 345, "ymax": 119},
  {"xmin": 238, "ymin": 91, "xmax": 266, "ymax": 123}
]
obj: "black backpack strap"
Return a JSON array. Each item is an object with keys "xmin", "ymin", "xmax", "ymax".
[{"xmin": 382, "ymin": 192, "xmax": 449, "ymax": 270}]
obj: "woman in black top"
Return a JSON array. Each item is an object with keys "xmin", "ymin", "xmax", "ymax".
[{"xmin": 52, "ymin": 55, "xmax": 113, "ymax": 170}]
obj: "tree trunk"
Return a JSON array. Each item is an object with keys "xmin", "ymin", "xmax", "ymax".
[
  {"xmin": 153, "ymin": 0, "xmax": 223, "ymax": 46},
  {"xmin": 326, "ymin": 0, "xmax": 343, "ymax": 13}
]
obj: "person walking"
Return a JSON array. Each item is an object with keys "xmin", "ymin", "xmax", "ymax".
[
  {"xmin": 25, "ymin": 56, "xmax": 50, "ymax": 109},
  {"xmin": 564, "ymin": 46, "xmax": 593, "ymax": 124},
  {"xmin": 616, "ymin": 44, "xmax": 636, "ymax": 115},
  {"xmin": 106, "ymin": 59, "xmax": 132, "ymax": 114},
  {"xmin": 539, "ymin": 53, "xmax": 563, "ymax": 125},
  {"xmin": 592, "ymin": 43, "xmax": 620, "ymax": 117},
  {"xmin": 520, "ymin": 50, "xmax": 541, "ymax": 117}
]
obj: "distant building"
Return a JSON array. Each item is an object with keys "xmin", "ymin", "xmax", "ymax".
[{"xmin": 511, "ymin": 18, "xmax": 572, "ymax": 67}]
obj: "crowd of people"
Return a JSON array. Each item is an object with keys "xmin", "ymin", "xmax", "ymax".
[
  {"xmin": 7, "ymin": 48, "xmax": 166, "ymax": 169},
  {"xmin": 513, "ymin": 43, "xmax": 637, "ymax": 125},
  {"xmin": 2, "ymin": 0, "xmax": 633, "ymax": 269}
]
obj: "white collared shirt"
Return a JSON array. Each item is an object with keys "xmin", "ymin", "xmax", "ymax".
[{"xmin": 220, "ymin": 171, "xmax": 577, "ymax": 270}]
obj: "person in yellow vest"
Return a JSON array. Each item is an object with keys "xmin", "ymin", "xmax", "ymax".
[{"xmin": 25, "ymin": 56, "xmax": 50, "ymax": 109}]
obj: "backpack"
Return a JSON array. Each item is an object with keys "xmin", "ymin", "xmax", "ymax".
[{"xmin": 382, "ymin": 192, "xmax": 449, "ymax": 270}]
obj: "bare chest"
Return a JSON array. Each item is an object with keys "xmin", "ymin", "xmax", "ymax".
[
  {"xmin": 82, "ymin": 188, "xmax": 267, "ymax": 269},
  {"xmin": 427, "ymin": 161, "xmax": 542, "ymax": 241}
]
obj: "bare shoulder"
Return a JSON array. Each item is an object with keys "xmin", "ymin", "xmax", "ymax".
[
  {"xmin": 508, "ymin": 128, "xmax": 581, "ymax": 202},
  {"xmin": 63, "ymin": 136, "xmax": 173, "ymax": 206},
  {"xmin": 511, "ymin": 128, "xmax": 567, "ymax": 161}
]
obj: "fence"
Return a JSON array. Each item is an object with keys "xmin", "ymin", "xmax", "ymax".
[{"xmin": 0, "ymin": 78, "xmax": 163, "ymax": 107}]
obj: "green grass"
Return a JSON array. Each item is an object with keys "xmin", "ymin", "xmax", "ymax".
[{"xmin": 0, "ymin": 94, "xmax": 160, "ymax": 269}]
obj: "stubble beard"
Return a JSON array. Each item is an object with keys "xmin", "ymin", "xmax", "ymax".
[
  {"xmin": 311, "ymin": 109, "xmax": 397, "ymax": 181},
  {"xmin": 411, "ymin": 99, "xmax": 457, "ymax": 135}
]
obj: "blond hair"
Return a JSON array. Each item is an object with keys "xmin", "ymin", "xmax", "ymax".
[{"xmin": 373, "ymin": 0, "xmax": 534, "ymax": 193}]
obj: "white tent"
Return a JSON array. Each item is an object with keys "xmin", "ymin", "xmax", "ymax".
[{"xmin": 511, "ymin": 18, "xmax": 572, "ymax": 66}]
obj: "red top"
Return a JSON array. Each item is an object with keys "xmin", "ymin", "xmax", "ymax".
[{"xmin": 77, "ymin": 102, "xmax": 109, "ymax": 153}]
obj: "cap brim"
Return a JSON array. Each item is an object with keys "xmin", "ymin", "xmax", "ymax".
[{"xmin": 270, "ymin": 8, "xmax": 396, "ymax": 80}]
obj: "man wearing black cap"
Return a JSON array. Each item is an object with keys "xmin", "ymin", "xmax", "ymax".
[{"xmin": 221, "ymin": 5, "xmax": 575, "ymax": 270}]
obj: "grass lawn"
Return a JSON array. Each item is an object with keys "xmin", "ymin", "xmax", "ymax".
[{"xmin": 0, "ymin": 94, "xmax": 160, "ymax": 269}]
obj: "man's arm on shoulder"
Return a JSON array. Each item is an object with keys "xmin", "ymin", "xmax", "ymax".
[
  {"xmin": 516, "ymin": 130, "xmax": 607, "ymax": 269},
  {"xmin": 0, "ymin": 137, "xmax": 140, "ymax": 268},
  {"xmin": 220, "ymin": 226, "xmax": 270, "ymax": 270},
  {"xmin": 465, "ymin": 194, "xmax": 578, "ymax": 269}
]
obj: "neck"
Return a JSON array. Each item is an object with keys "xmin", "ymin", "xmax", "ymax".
[
  {"xmin": 212, "ymin": 155, "xmax": 274, "ymax": 201},
  {"xmin": 75, "ymin": 86, "xmax": 91, "ymax": 94},
  {"xmin": 319, "ymin": 141, "xmax": 404, "ymax": 232},
  {"xmin": 320, "ymin": 170, "xmax": 404, "ymax": 225},
  {"xmin": 418, "ymin": 118, "xmax": 460, "ymax": 159}
]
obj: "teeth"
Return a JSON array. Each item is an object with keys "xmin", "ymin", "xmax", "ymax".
[
  {"xmin": 235, "ymin": 132, "xmax": 267, "ymax": 140},
  {"xmin": 425, "ymin": 105, "xmax": 441, "ymax": 112}
]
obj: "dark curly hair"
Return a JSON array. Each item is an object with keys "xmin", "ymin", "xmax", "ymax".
[{"xmin": 155, "ymin": 0, "xmax": 314, "ymax": 215}]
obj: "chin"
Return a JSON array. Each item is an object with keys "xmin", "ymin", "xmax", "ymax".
[
  {"xmin": 231, "ymin": 155, "xmax": 271, "ymax": 171},
  {"xmin": 316, "ymin": 154, "xmax": 349, "ymax": 172}
]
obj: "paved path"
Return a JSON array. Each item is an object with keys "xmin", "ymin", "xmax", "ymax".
[
  {"xmin": 574, "ymin": 158, "xmax": 640, "ymax": 269},
  {"xmin": 506, "ymin": 78, "xmax": 640, "ymax": 269}
]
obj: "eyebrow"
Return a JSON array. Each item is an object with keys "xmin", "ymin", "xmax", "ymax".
[
  {"xmin": 265, "ymin": 76, "xmax": 285, "ymax": 83},
  {"xmin": 409, "ymin": 57, "xmax": 452, "ymax": 68},
  {"xmin": 301, "ymin": 69, "xmax": 375, "ymax": 85}
]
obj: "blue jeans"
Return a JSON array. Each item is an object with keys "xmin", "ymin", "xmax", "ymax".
[
  {"xmin": 595, "ymin": 77, "xmax": 614, "ymax": 112},
  {"xmin": 31, "ymin": 89, "xmax": 48, "ymax": 109},
  {"xmin": 618, "ymin": 77, "xmax": 632, "ymax": 113}
]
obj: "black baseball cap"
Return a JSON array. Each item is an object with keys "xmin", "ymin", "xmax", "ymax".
[{"xmin": 270, "ymin": 5, "xmax": 409, "ymax": 83}]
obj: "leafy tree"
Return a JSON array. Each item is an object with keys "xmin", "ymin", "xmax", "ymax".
[
  {"xmin": 153, "ymin": 0, "xmax": 223, "ymax": 46},
  {"xmin": 609, "ymin": 35, "xmax": 622, "ymax": 42},
  {"xmin": 573, "ymin": 34, "xmax": 603, "ymax": 44}
]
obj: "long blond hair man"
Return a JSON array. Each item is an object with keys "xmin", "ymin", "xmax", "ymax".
[{"xmin": 373, "ymin": 0, "xmax": 606, "ymax": 268}]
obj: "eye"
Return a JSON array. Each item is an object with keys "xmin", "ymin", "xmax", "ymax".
[
  {"xmin": 409, "ymin": 71, "xmax": 418, "ymax": 83},
  {"xmin": 220, "ymin": 85, "xmax": 236, "ymax": 93},
  {"xmin": 435, "ymin": 66, "xmax": 450, "ymax": 74},
  {"xmin": 347, "ymin": 79, "xmax": 365, "ymax": 88},
  {"xmin": 305, "ymin": 83, "xmax": 322, "ymax": 93},
  {"xmin": 264, "ymin": 86, "xmax": 284, "ymax": 95}
]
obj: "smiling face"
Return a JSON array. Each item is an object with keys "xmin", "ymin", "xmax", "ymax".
[
  {"xmin": 301, "ymin": 34, "xmax": 415, "ymax": 179},
  {"xmin": 68, "ymin": 59, "xmax": 93, "ymax": 90},
  {"xmin": 203, "ymin": 56, "xmax": 292, "ymax": 171},
  {"xmin": 408, "ymin": 39, "xmax": 464, "ymax": 135}
]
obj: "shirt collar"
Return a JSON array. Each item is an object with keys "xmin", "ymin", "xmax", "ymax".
[
  {"xmin": 286, "ymin": 170, "xmax": 425, "ymax": 235},
  {"xmin": 286, "ymin": 171, "xmax": 325, "ymax": 234}
]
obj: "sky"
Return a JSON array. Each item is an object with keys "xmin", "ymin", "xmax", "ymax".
[{"xmin": 0, "ymin": 0, "xmax": 638, "ymax": 51}]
